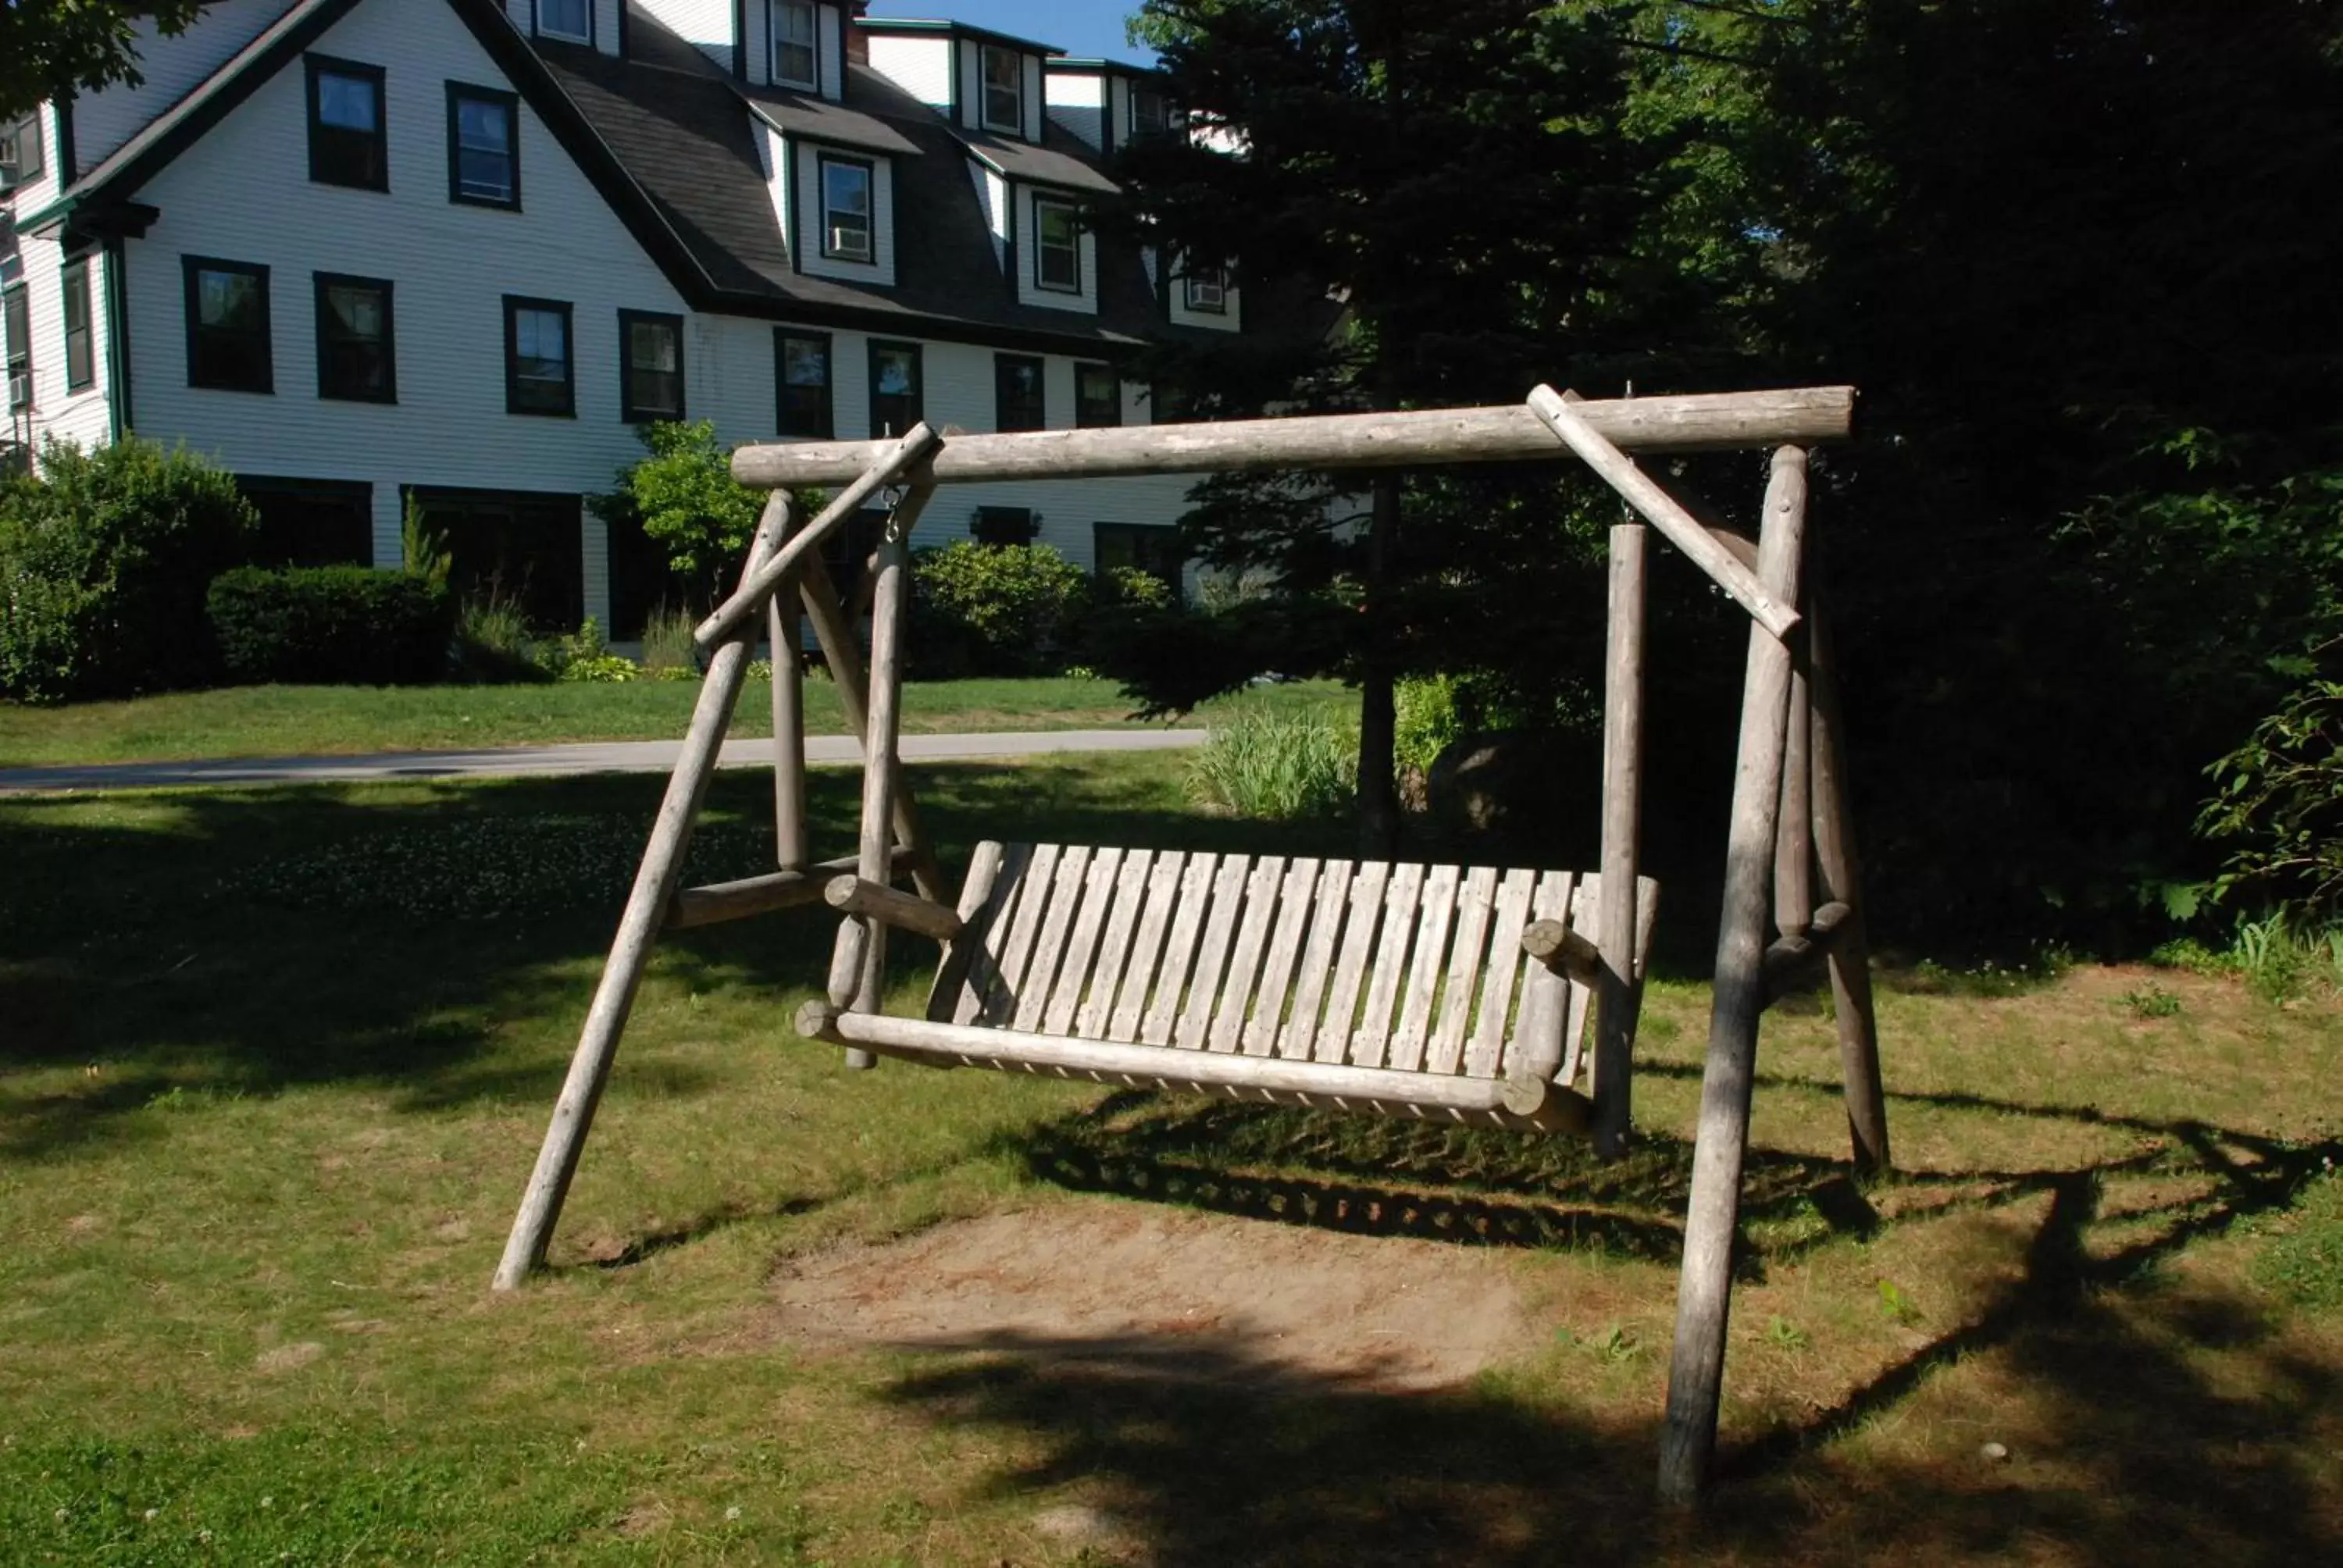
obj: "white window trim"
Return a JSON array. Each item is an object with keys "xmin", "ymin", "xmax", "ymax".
[{"xmin": 771, "ymin": 0, "xmax": 818, "ymax": 91}]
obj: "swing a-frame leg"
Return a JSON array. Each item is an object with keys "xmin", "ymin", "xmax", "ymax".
[{"xmin": 492, "ymin": 429, "xmax": 943, "ymax": 1291}]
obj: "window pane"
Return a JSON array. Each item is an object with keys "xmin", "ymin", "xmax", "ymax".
[
  {"xmin": 201, "ymin": 271, "xmax": 257, "ymax": 330},
  {"xmin": 629, "ymin": 319, "xmax": 676, "ymax": 374},
  {"xmin": 458, "ymin": 97, "xmax": 509, "ymax": 151},
  {"xmin": 783, "ymin": 338, "xmax": 827, "ymax": 387},
  {"xmin": 319, "ymin": 72, "xmax": 377, "ymax": 132},
  {"xmin": 876, "ymin": 350, "xmax": 914, "ymax": 397},
  {"xmin": 775, "ymin": 0, "xmax": 816, "ymax": 83},
  {"xmin": 982, "ymin": 48, "xmax": 1020, "ymax": 127},
  {"xmin": 1076, "ymin": 365, "xmax": 1119, "ymax": 428},
  {"xmin": 541, "ymin": 0, "xmax": 590, "ymax": 38},
  {"xmin": 823, "ymin": 162, "xmax": 868, "ymax": 217}
]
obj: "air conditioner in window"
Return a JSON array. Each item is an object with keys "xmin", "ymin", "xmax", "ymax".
[
  {"xmin": 5, "ymin": 371, "xmax": 30, "ymax": 411},
  {"xmin": 828, "ymin": 224, "xmax": 871, "ymax": 260},
  {"xmin": 1188, "ymin": 280, "xmax": 1224, "ymax": 309}
]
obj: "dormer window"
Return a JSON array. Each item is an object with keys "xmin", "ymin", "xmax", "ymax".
[
  {"xmin": 307, "ymin": 57, "xmax": 388, "ymax": 191},
  {"xmin": 980, "ymin": 45, "xmax": 1022, "ymax": 133},
  {"xmin": 820, "ymin": 155, "xmax": 874, "ymax": 263},
  {"xmin": 538, "ymin": 0, "xmax": 592, "ymax": 44},
  {"xmin": 772, "ymin": 1, "xmax": 818, "ymax": 90},
  {"xmin": 1035, "ymin": 198, "xmax": 1081, "ymax": 293}
]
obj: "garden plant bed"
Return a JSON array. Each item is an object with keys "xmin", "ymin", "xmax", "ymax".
[{"xmin": 1, "ymin": 754, "xmax": 2338, "ymax": 1563}]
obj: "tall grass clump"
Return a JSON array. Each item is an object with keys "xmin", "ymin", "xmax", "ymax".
[
  {"xmin": 450, "ymin": 590, "xmax": 541, "ymax": 683},
  {"xmin": 1188, "ymin": 707, "xmax": 1357, "ymax": 820},
  {"xmin": 639, "ymin": 602, "xmax": 701, "ymax": 677}
]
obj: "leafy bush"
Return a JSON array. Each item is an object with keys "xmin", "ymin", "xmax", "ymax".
[
  {"xmin": 205, "ymin": 567, "xmax": 452, "ymax": 686},
  {"xmin": 588, "ymin": 421, "xmax": 762, "ymax": 600},
  {"xmin": 530, "ymin": 618, "xmax": 639, "ymax": 682},
  {"xmin": 450, "ymin": 592, "xmax": 542, "ymax": 684},
  {"xmin": 1394, "ymin": 674, "xmax": 1467, "ymax": 779},
  {"xmin": 910, "ymin": 541, "xmax": 1090, "ymax": 677},
  {"xmin": 2199, "ymin": 672, "xmax": 2343, "ymax": 926},
  {"xmin": 0, "ymin": 438, "xmax": 257, "ymax": 702},
  {"xmin": 558, "ymin": 652, "xmax": 641, "ymax": 683},
  {"xmin": 1188, "ymin": 707, "xmax": 1358, "ymax": 820}
]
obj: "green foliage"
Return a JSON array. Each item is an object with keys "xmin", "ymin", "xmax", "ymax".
[
  {"xmin": 1187, "ymin": 706, "xmax": 1358, "ymax": 821},
  {"xmin": 2256, "ymin": 1166, "xmax": 2343, "ymax": 1313},
  {"xmin": 0, "ymin": 437, "xmax": 257, "ymax": 703},
  {"xmin": 399, "ymin": 493, "xmax": 450, "ymax": 590},
  {"xmin": 2119, "ymin": 985, "xmax": 2183, "ymax": 1020},
  {"xmin": 1, "ymin": 2, "xmax": 204, "ymax": 121},
  {"xmin": 205, "ymin": 566, "xmax": 452, "ymax": 687},
  {"xmin": 2199, "ymin": 670, "xmax": 2343, "ymax": 926},
  {"xmin": 588, "ymin": 420, "xmax": 763, "ymax": 597},
  {"xmin": 1394, "ymin": 674, "xmax": 1466, "ymax": 779},
  {"xmin": 910, "ymin": 541, "xmax": 1092, "ymax": 678},
  {"xmin": 1764, "ymin": 1316, "xmax": 1812, "ymax": 1352},
  {"xmin": 448, "ymin": 591, "xmax": 542, "ymax": 685},
  {"xmin": 532, "ymin": 618, "xmax": 639, "ymax": 682},
  {"xmin": 1875, "ymin": 1278, "xmax": 1924, "ymax": 1327}
]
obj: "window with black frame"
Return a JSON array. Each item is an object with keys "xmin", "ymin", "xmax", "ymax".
[
  {"xmin": 820, "ymin": 155, "xmax": 873, "ymax": 262},
  {"xmin": 776, "ymin": 330, "xmax": 833, "ymax": 437},
  {"xmin": 504, "ymin": 297, "xmax": 573, "ymax": 416},
  {"xmin": 868, "ymin": 340, "xmax": 921, "ymax": 437},
  {"xmin": 537, "ymin": 0, "xmax": 592, "ymax": 44},
  {"xmin": 980, "ymin": 45, "xmax": 1022, "ymax": 132},
  {"xmin": 1075, "ymin": 362, "xmax": 1119, "ymax": 428},
  {"xmin": 307, "ymin": 56, "xmax": 387, "ymax": 191},
  {"xmin": 1034, "ymin": 198, "xmax": 1080, "ymax": 293},
  {"xmin": 619, "ymin": 310, "xmax": 683, "ymax": 422},
  {"xmin": 772, "ymin": 0, "xmax": 818, "ymax": 88},
  {"xmin": 994, "ymin": 354, "xmax": 1043, "ymax": 432},
  {"xmin": 4, "ymin": 284, "xmax": 30, "ymax": 409},
  {"xmin": 62, "ymin": 260, "xmax": 93, "ymax": 392},
  {"xmin": 1094, "ymin": 522, "xmax": 1182, "ymax": 596},
  {"xmin": 315, "ymin": 274, "xmax": 394, "ymax": 402},
  {"xmin": 184, "ymin": 258, "xmax": 273, "ymax": 394},
  {"xmin": 448, "ymin": 84, "xmax": 519, "ymax": 208}
]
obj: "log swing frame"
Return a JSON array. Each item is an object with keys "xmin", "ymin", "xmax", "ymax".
[{"xmin": 490, "ymin": 383, "xmax": 1889, "ymax": 1506}]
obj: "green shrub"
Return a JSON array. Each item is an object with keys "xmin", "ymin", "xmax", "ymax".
[
  {"xmin": 1188, "ymin": 707, "xmax": 1358, "ymax": 820},
  {"xmin": 2200, "ymin": 672, "xmax": 2343, "ymax": 926},
  {"xmin": 450, "ymin": 592, "xmax": 541, "ymax": 684},
  {"xmin": 588, "ymin": 420, "xmax": 762, "ymax": 600},
  {"xmin": 910, "ymin": 541, "xmax": 1090, "ymax": 677},
  {"xmin": 557, "ymin": 651, "xmax": 640, "ymax": 683},
  {"xmin": 1394, "ymin": 673, "xmax": 1467, "ymax": 779},
  {"xmin": 533, "ymin": 618, "xmax": 639, "ymax": 682},
  {"xmin": 0, "ymin": 438, "xmax": 257, "ymax": 702},
  {"xmin": 205, "ymin": 567, "xmax": 452, "ymax": 686}
]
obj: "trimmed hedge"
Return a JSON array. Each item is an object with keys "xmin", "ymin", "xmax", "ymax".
[
  {"xmin": 908, "ymin": 541, "xmax": 1091, "ymax": 679},
  {"xmin": 0, "ymin": 439, "xmax": 258, "ymax": 702},
  {"xmin": 206, "ymin": 566, "xmax": 454, "ymax": 686}
]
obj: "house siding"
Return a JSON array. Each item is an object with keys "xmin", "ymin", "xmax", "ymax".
[
  {"xmin": 1044, "ymin": 70, "xmax": 1104, "ymax": 150},
  {"xmin": 865, "ymin": 34, "xmax": 950, "ymax": 109},
  {"xmin": 123, "ymin": 0, "xmax": 686, "ymax": 569},
  {"xmin": 8, "ymin": 228, "xmax": 116, "ymax": 449},
  {"xmin": 633, "ymin": 0, "xmax": 735, "ymax": 73},
  {"xmin": 71, "ymin": 0, "xmax": 302, "ymax": 175}
]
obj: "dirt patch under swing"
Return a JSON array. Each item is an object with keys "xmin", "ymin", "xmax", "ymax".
[{"xmin": 772, "ymin": 1201, "xmax": 1537, "ymax": 1390}]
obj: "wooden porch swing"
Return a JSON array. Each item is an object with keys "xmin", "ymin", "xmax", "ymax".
[{"xmin": 490, "ymin": 383, "xmax": 1889, "ymax": 1504}]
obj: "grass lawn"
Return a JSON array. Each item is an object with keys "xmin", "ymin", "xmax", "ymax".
[
  {"xmin": 2, "ymin": 754, "xmax": 2340, "ymax": 1564},
  {"xmin": 0, "ymin": 676, "xmax": 1351, "ymax": 769}
]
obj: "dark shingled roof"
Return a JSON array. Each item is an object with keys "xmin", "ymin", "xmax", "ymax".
[{"xmin": 532, "ymin": 9, "xmax": 1211, "ymax": 356}]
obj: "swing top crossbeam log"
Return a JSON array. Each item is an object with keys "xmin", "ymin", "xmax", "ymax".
[{"xmin": 729, "ymin": 386, "xmax": 1855, "ymax": 489}]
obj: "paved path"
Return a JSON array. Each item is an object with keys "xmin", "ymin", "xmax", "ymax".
[{"xmin": 0, "ymin": 728, "xmax": 1210, "ymax": 795}]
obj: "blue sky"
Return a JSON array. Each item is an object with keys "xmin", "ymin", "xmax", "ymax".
[{"xmin": 863, "ymin": 2, "xmax": 1157, "ymax": 66}]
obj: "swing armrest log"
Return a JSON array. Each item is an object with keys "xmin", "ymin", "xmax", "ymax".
[
  {"xmin": 1522, "ymin": 918, "xmax": 1605, "ymax": 987},
  {"xmin": 1761, "ymin": 900, "xmax": 1852, "ymax": 1004},
  {"xmin": 667, "ymin": 848, "xmax": 918, "ymax": 929},
  {"xmin": 824, "ymin": 876, "xmax": 965, "ymax": 941}
]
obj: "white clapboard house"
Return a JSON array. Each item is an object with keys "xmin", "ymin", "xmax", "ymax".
[{"xmin": 0, "ymin": 0, "xmax": 1246, "ymax": 634}]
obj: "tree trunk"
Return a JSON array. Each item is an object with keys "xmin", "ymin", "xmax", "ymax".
[{"xmin": 1356, "ymin": 469, "xmax": 1402, "ymax": 857}]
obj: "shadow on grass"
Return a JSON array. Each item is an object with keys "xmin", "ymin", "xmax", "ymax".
[{"xmin": 879, "ymin": 1121, "xmax": 2343, "ymax": 1566}]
